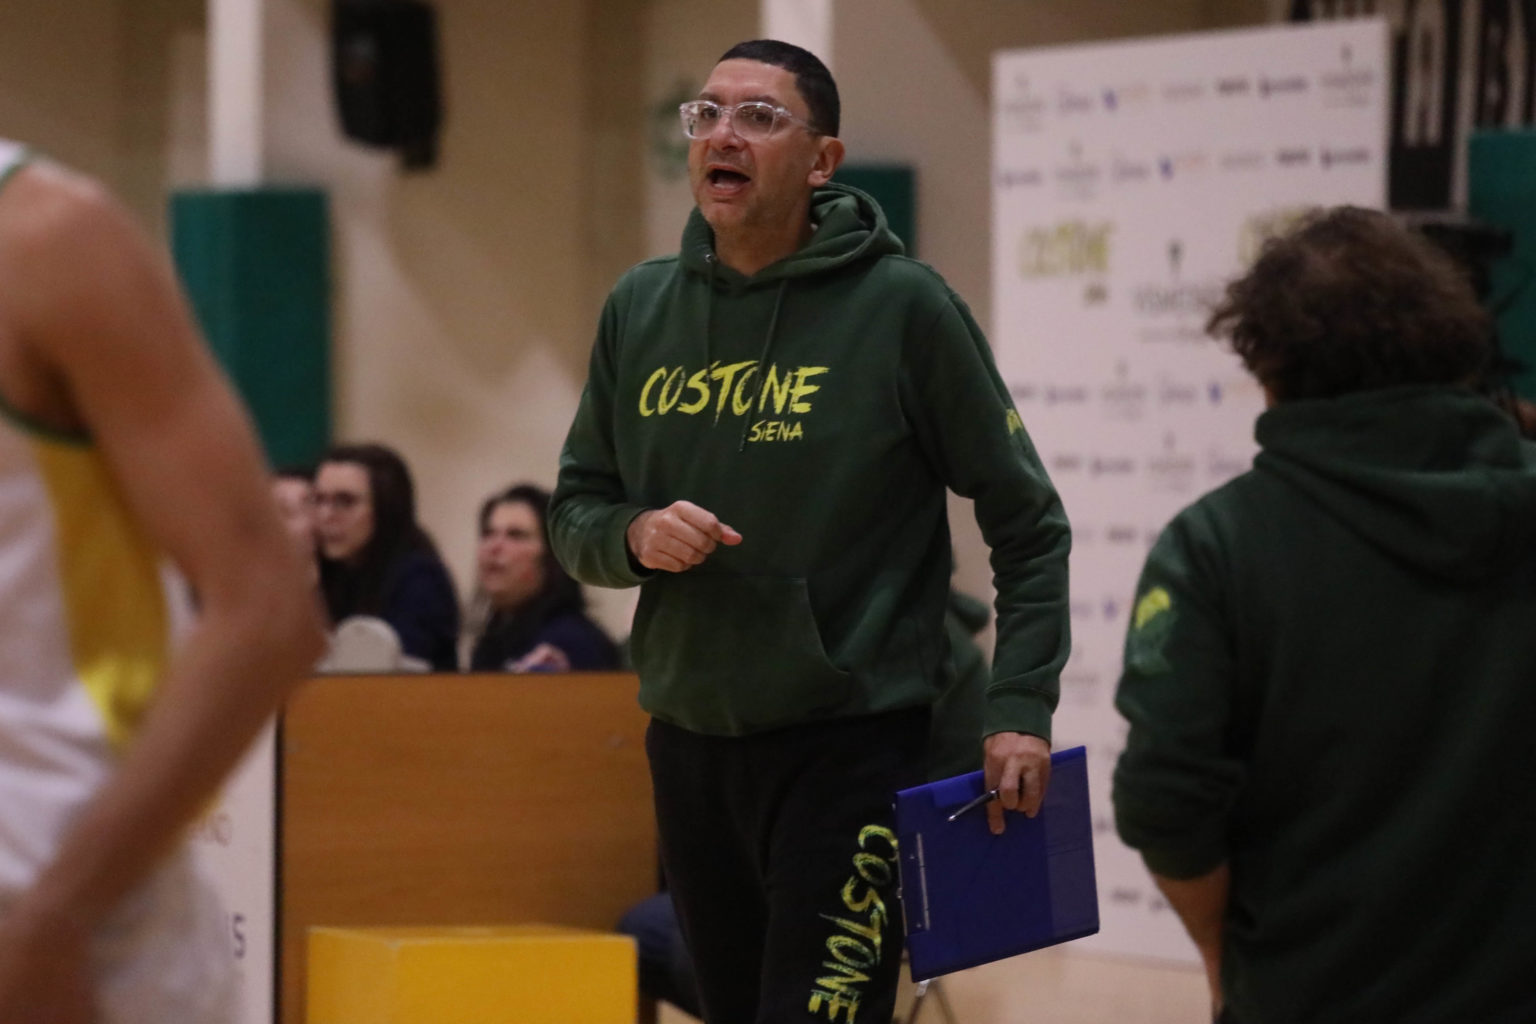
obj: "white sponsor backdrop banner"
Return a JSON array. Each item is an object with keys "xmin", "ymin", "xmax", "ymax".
[
  {"xmin": 992, "ymin": 20, "xmax": 1387, "ymax": 961},
  {"xmin": 190, "ymin": 722, "xmax": 277, "ymax": 1024}
]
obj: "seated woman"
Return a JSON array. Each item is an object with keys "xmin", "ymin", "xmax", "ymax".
[
  {"xmin": 466, "ymin": 483, "xmax": 619, "ymax": 672},
  {"xmin": 314, "ymin": 443, "xmax": 460, "ymax": 670}
]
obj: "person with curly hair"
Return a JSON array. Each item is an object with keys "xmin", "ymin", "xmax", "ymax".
[{"xmin": 1113, "ymin": 206, "xmax": 1536, "ymax": 1024}]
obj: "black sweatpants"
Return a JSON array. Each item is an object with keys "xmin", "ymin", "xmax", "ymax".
[{"xmin": 646, "ymin": 707, "xmax": 930, "ymax": 1024}]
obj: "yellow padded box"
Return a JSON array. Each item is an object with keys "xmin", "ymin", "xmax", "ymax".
[{"xmin": 307, "ymin": 924, "xmax": 637, "ymax": 1024}]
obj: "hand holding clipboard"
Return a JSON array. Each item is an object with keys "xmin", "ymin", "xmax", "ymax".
[{"xmin": 894, "ymin": 746, "xmax": 1100, "ymax": 981}]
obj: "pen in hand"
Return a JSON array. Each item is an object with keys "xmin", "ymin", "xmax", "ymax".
[{"xmin": 947, "ymin": 787, "xmax": 1000, "ymax": 823}]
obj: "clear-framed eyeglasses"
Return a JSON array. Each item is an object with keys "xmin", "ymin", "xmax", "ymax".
[{"xmin": 678, "ymin": 100, "xmax": 820, "ymax": 141}]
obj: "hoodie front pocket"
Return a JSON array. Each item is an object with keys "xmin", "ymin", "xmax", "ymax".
[{"xmin": 630, "ymin": 572, "xmax": 853, "ymax": 734}]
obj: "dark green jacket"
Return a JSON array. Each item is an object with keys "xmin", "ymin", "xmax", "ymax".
[
  {"xmin": 550, "ymin": 184, "xmax": 1069, "ymax": 738},
  {"xmin": 1114, "ymin": 387, "xmax": 1536, "ymax": 1024}
]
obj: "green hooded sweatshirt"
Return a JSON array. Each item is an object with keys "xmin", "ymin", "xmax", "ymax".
[
  {"xmin": 1113, "ymin": 387, "xmax": 1536, "ymax": 1023},
  {"xmin": 550, "ymin": 184, "xmax": 1070, "ymax": 739}
]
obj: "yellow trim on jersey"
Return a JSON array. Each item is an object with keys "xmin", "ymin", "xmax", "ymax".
[{"xmin": 34, "ymin": 438, "xmax": 168, "ymax": 751}]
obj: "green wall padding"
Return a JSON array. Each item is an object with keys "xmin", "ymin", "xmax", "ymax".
[
  {"xmin": 837, "ymin": 164, "xmax": 916, "ymax": 257},
  {"xmin": 1468, "ymin": 131, "xmax": 1536, "ymax": 402},
  {"xmin": 170, "ymin": 188, "xmax": 331, "ymax": 469}
]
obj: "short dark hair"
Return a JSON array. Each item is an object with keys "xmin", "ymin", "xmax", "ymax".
[
  {"xmin": 1207, "ymin": 206, "xmax": 1493, "ymax": 401},
  {"xmin": 719, "ymin": 39, "xmax": 839, "ymax": 137}
]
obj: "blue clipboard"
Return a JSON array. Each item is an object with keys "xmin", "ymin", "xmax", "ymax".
[{"xmin": 894, "ymin": 745, "xmax": 1099, "ymax": 981}]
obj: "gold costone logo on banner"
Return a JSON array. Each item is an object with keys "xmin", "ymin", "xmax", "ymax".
[
  {"xmin": 1017, "ymin": 220, "xmax": 1114, "ymax": 279},
  {"xmin": 1237, "ymin": 206, "xmax": 1312, "ymax": 266}
]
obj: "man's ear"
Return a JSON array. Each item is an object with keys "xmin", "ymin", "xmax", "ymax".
[{"xmin": 807, "ymin": 137, "xmax": 846, "ymax": 186}]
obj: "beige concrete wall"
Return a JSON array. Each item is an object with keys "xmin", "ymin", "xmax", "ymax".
[
  {"xmin": 0, "ymin": 0, "xmax": 205, "ymax": 237},
  {"xmin": 0, "ymin": 0, "xmax": 123, "ymax": 191},
  {"xmin": 643, "ymin": 0, "xmax": 759, "ymax": 256},
  {"xmin": 118, "ymin": 0, "xmax": 206, "ymax": 236}
]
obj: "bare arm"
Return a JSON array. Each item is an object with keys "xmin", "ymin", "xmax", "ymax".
[
  {"xmin": 1152, "ymin": 863, "xmax": 1230, "ymax": 1014},
  {"xmin": 0, "ymin": 165, "xmax": 325, "ymax": 1019}
]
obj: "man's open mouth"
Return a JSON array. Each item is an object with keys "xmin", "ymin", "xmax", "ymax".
[{"xmin": 708, "ymin": 168, "xmax": 751, "ymax": 186}]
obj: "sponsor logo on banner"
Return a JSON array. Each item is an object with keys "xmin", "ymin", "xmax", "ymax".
[
  {"xmin": 1207, "ymin": 447, "xmax": 1251, "ymax": 482},
  {"xmin": 1132, "ymin": 238, "xmax": 1224, "ymax": 319},
  {"xmin": 1051, "ymin": 452, "xmax": 1084, "ymax": 475},
  {"xmin": 1101, "ymin": 361, "xmax": 1148, "ymax": 421},
  {"xmin": 1102, "ymin": 82, "xmax": 1152, "ymax": 112},
  {"xmin": 1052, "ymin": 141, "xmax": 1103, "ymax": 200},
  {"xmin": 1319, "ymin": 41, "xmax": 1376, "ymax": 108},
  {"xmin": 1320, "ymin": 145, "xmax": 1371, "ymax": 169},
  {"xmin": 1060, "ymin": 665, "xmax": 1102, "ymax": 706},
  {"xmin": 1162, "ymin": 79, "xmax": 1207, "ymax": 102},
  {"xmin": 1090, "ymin": 454, "xmax": 1136, "ymax": 478},
  {"xmin": 997, "ymin": 167, "xmax": 1045, "ymax": 189},
  {"xmin": 1101, "ymin": 595, "xmax": 1123, "ymax": 622},
  {"xmin": 1158, "ymin": 378, "xmax": 1200, "ymax": 408},
  {"xmin": 1112, "ymin": 155, "xmax": 1154, "ymax": 184},
  {"xmin": 1275, "ymin": 146, "xmax": 1312, "ymax": 167},
  {"xmin": 1105, "ymin": 523, "xmax": 1140, "ymax": 545},
  {"xmin": 999, "ymin": 72, "xmax": 1048, "ymax": 133},
  {"xmin": 1157, "ymin": 150, "xmax": 1209, "ymax": 181},
  {"xmin": 1206, "ymin": 374, "xmax": 1259, "ymax": 408},
  {"xmin": 1258, "ymin": 74, "xmax": 1309, "ymax": 98},
  {"xmin": 1058, "ymin": 86, "xmax": 1097, "ymax": 115},
  {"xmin": 1219, "ymin": 150, "xmax": 1266, "ymax": 172},
  {"xmin": 1018, "ymin": 219, "xmax": 1114, "ymax": 278},
  {"xmin": 1010, "ymin": 381, "xmax": 1039, "ymax": 404},
  {"xmin": 192, "ymin": 810, "xmax": 236, "ymax": 847},
  {"xmin": 1060, "ymin": 646, "xmax": 1101, "ymax": 707},
  {"xmin": 1045, "ymin": 383, "xmax": 1090, "ymax": 406},
  {"xmin": 1146, "ymin": 432, "xmax": 1197, "ymax": 493},
  {"xmin": 1237, "ymin": 206, "xmax": 1312, "ymax": 266},
  {"xmin": 1215, "ymin": 76, "xmax": 1252, "ymax": 97}
]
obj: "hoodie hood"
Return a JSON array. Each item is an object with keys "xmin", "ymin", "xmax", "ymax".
[
  {"xmin": 677, "ymin": 182, "xmax": 906, "ymax": 450},
  {"xmin": 1255, "ymin": 387, "xmax": 1536, "ymax": 582},
  {"xmin": 679, "ymin": 182, "xmax": 904, "ymax": 285}
]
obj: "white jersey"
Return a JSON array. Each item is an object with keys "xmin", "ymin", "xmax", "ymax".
[{"xmin": 0, "ymin": 141, "xmax": 233, "ymax": 1022}]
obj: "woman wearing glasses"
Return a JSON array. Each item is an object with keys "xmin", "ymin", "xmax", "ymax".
[{"xmin": 314, "ymin": 443, "xmax": 460, "ymax": 670}]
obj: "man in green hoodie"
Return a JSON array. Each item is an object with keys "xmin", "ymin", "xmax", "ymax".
[
  {"xmin": 550, "ymin": 39, "xmax": 1070, "ymax": 1024},
  {"xmin": 1113, "ymin": 207, "xmax": 1536, "ymax": 1024}
]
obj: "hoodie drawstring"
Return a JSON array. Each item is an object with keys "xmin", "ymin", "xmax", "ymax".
[
  {"xmin": 701, "ymin": 253, "xmax": 790, "ymax": 454},
  {"xmin": 702, "ymin": 253, "xmax": 717, "ymax": 378},
  {"xmin": 739, "ymin": 281, "xmax": 789, "ymax": 452}
]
